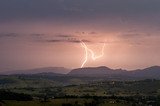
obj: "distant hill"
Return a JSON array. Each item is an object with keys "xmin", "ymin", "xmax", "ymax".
[
  {"xmin": 68, "ymin": 66, "xmax": 127, "ymax": 76},
  {"xmin": 130, "ymin": 66, "xmax": 160, "ymax": 78},
  {"xmin": 0, "ymin": 66, "xmax": 160, "ymax": 79},
  {"xmin": 0, "ymin": 66, "xmax": 160, "ymax": 88},
  {"xmin": 68, "ymin": 66, "xmax": 160, "ymax": 78},
  {"xmin": 0, "ymin": 67, "xmax": 70, "ymax": 75}
]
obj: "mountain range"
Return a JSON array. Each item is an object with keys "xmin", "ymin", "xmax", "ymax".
[
  {"xmin": 68, "ymin": 66, "xmax": 160, "ymax": 79},
  {"xmin": 0, "ymin": 66, "xmax": 160, "ymax": 79},
  {"xmin": 0, "ymin": 67, "xmax": 69, "ymax": 75}
]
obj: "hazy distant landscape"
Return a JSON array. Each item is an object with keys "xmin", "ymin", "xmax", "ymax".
[{"xmin": 0, "ymin": 66, "xmax": 160, "ymax": 106}]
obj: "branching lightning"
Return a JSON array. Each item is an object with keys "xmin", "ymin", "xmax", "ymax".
[
  {"xmin": 80, "ymin": 42, "xmax": 88, "ymax": 68},
  {"xmin": 81, "ymin": 41, "xmax": 106, "ymax": 68}
]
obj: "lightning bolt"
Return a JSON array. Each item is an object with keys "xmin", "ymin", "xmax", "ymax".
[
  {"xmin": 81, "ymin": 41, "xmax": 106, "ymax": 68},
  {"xmin": 80, "ymin": 42, "xmax": 88, "ymax": 68}
]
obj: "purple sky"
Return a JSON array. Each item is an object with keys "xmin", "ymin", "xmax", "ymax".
[{"xmin": 0, "ymin": 0, "xmax": 160, "ymax": 72}]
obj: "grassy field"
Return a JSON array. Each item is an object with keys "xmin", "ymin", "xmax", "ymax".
[
  {"xmin": 1, "ymin": 77, "xmax": 160, "ymax": 106},
  {"xmin": 1, "ymin": 99, "xmax": 129, "ymax": 106}
]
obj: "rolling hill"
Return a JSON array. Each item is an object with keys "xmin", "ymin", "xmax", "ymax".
[
  {"xmin": 0, "ymin": 66, "xmax": 160, "ymax": 79},
  {"xmin": 68, "ymin": 66, "xmax": 160, "ymax": 78},
  {"xmin": 0, "ymin": 67, "xmax": 70, "ymax": 75},
  {"xmin": 68, "ymin": 66, "xmax": 127, "ymax": 76}
]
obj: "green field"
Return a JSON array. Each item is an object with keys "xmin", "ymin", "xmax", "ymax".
[
  {"xmin": 0, "ymin": 75, "xmax": 160, "ymax": 106},
  {"xmin": 0, "ymin": 99, "xmax": 130, "ymax": 106}
]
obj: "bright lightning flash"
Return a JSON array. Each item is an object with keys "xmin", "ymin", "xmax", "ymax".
[
  {"xmin": 80, "ymin": 42, "xmax": 88, "ymax": 68},
  {"xmin": 81, "ymin": 41, "xmax": 106, "ymax": 68}
]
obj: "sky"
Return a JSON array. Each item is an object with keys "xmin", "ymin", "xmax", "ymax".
[{"xmin": 0, "ymin": 0, "xmax": 160, "ymax": 71}]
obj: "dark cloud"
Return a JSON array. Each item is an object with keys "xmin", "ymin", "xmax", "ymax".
[
  {"xmin": 45, "ymin": 38, "xmax": 91, "ymax": 44},
  {"xmin": 45, "ymin": 39, "xmax": 80, "ymax": 43},
  {"xmin": 0, "ymin": 33, "xmax": 19, "ymax": 38},
  {"xmin": 54, "ymin": 34, "xmax": 74, "ymax": 38},
  {"xmin": 0, "ymin": 0, "xmax": 160, "ymax": 26},
  {"xmin": 118, "ymin": 28, "xmax": 152, "ymax": 38},
  {"xmin": 31, "ymin": 33, "xmax": 45, "ymax": 37},
  {"xmin": 67, "ymin": 38, "xmax": 92, "ymax": 43},
  {"xmin": 75, "ymin": 31, "xmax": 98, "ymax": 36},
  {"xmin": 121, "ymin": 33, "xmax": 141, "ymax": 37},
  {"xmin": 0, "ymin": 33, "xmax": 46, "ymax": 38},
  {"xmin": 45, "ymin": 39, "xmax": 62, "ymax": 43},
  {"xmin": 81, "ymin": 39, "xmax": 91, "ymax": 43},
  {"xmin": 89, "ymin": 32, "xmax": 97, "ymax": 35},
  {"xmin": 0, "ymin": 32, "xmax": 93, "ymax": 44}
]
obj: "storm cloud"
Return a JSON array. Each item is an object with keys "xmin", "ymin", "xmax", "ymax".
[{"xmin": 0, "ymin": 0, "xmax": 160, "ymax": 25}]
